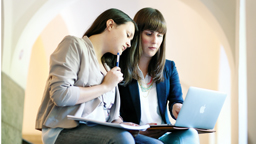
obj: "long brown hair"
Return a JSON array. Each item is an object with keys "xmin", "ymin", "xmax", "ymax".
[
  {"xmin": 83, "ymin": 8, "xmax": 138, "ymax": 83},
  {"xmin": 133, "ymin": 7, "xmax": 167, "ymax": 83}
]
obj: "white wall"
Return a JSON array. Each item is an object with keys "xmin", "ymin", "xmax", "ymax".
[
  {"xmin": 2, "ymin": 0, "xmax": 234, "ymax": 89},
  {"xmin": 4, "ymin": 0, "xmax": 251, "ymax": 143},
  {"xmin": 2, "ymin": 0, "xmax": 79, "ymax": 89}
]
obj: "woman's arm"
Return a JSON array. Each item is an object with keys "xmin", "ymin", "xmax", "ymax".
[
  {"xmin": 166, "ymin": 60, "xmax": 184, "ymax": 120},
  {"xmin": 76, "ymin": 67, "xmax": 123, "ymax": 104},
  {"xmin": 49, "ymin": 36, "xmax": 123, "ymax": 106}
]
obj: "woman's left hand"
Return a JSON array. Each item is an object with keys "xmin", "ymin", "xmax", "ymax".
[
  {"xmin": 111, "ymin": 117, "xmax": 123, "ymax": 124},
  {"xmin": 112, "ymin": 120, "xmax": 139, "ymax": 137},
  {"xmin": 172, "ymin": 103, "xmax": 183, "ymax": 119}
]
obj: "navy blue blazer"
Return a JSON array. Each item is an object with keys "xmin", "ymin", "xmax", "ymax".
[{"xmin": 118, "ymin": 60, "xmax": 184, "ymax": 125}]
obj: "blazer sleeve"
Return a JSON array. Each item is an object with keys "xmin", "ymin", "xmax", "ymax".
[
  {"xmin": 166, "ymin": 60, "xmax": 184, "ymax": 120},
  {"xmin": 48, "ymin": 36, "xmax": 81, "ymax": 106}
]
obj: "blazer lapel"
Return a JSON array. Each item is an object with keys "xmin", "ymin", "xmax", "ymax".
[{"xmin": 128, "ymin": 79, "xmax": 141, "ymax": 122}]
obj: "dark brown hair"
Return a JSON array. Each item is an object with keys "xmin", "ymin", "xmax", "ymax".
[
  {"xmin": 132, "ymin": 7, "xmax": 167, "ymax": 83},
  {"xmin": 83, "ymin": 8, "xmax": 138, "ymax": 84}
]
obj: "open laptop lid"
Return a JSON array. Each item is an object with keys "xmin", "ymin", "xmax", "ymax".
[{"xmin": 174, "ymin": 87, "xmax": 227, "ymax": 129}]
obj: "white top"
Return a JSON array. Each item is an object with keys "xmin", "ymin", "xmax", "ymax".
[
  {"xmin": 84, "ymin": 87, "xmax": 115, "ymax": 122},
  {"xmin": 137, "ymin": 67, "xmax": 164, "ymax": 125}
]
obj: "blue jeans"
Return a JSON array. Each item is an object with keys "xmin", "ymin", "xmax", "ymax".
[
  {"xmin": 55, "ymin": 124, "xmax": 163, "ymax": 144},
  {"xmin": 159, "ymin": 128, "xmax": 200, "ymax": 144}
]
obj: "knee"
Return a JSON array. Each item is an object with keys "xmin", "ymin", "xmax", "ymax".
[
  {"xmin": 159, "ymin": 129, "xmax": 200, "ymax": 144},
  {"xmin": 186, "ymin": 128, "xmax": 199, "ymax": 136},
  {"xmin": 110, "ymin": 130, "xmax": 135, "ymax": 144},
  {"xmin": 135, "ymin": 134, "xmax": 163, "ymax": 144},
  {"xmin": 181, "ymin": 128, "xmax": 200, "ymax": 144}
]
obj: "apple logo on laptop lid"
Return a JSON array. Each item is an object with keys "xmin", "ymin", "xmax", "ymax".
[{"xmin": 200, "ymin": 105, "xmax": 206, "ymax": 113}]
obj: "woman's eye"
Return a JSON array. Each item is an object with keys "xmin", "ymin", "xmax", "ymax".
[
  {"xmin": 158, "ymin": 34, "xmax": 163, "ymax": 37},
  {"xmin": 146, "ymin": 33, "xmax": 152, "ymax": 36},
  {"xmin": 127, "ymin": 34, "xmax": 130, "ymax": 37}
]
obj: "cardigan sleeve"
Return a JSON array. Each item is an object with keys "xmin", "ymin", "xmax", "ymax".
[
  {"xmin": 48, "ymin": 36, "xmax": 82, "ymax": 106},
  {"xmin": 166, "ymin": 60, "xmax": 184, "ymax": 120}
]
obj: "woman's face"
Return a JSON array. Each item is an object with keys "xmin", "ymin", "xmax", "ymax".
[
  {"xmin": 141, "ymin": 30, "xmax": 163, "ymax": 58},
  {"xmin": 107, "ymin": 21, "xmax": 135, "ymax": 55}
]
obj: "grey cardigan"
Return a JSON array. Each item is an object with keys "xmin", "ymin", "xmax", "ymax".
[{"xmin": 35, "ymin": 35, "xmax": 120, "ymax": 130}]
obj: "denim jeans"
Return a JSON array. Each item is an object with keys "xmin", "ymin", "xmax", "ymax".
[
  {"xmin": 55, "ymin": 124, "xmax": 163, "ymax": 144},
  {"xmin": 159, "ymin": 128, "xmax": 200, "ymax": 144}
]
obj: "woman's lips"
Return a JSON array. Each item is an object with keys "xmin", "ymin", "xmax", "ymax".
[
  {"xmin": 149, "ymin": 47, "xmax": 156, "ymax": 50},
  {"xmin": 122, "ymin": 46, "xmax": 126, "ymax": 51}
]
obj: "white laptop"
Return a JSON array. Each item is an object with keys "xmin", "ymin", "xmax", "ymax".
[{"xmin": 173, "ymin": 86, "xmax": 227, "ymax": 130}]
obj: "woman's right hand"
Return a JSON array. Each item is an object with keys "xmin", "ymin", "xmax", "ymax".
[{"xmin": 102, "ymin": 67, "xmax": 123, "ymax": 91}]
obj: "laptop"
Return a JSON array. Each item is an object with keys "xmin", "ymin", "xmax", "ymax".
[{"xmin": 173, "ymin": 86, "xmax": 227, "ymax": 129}]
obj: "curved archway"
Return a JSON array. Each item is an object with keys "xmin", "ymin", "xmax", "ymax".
[
  {"xmin": 14, "ymin": 0, "xmax": 234, "ymax": 143},
  {"xmin": 9, "ymin": 0, "xmax": 79, "ymax": 88},
  {"xmin": 178, "ymin": 1, "xmax": 234, "ymax": 144},
  {"xmin": 179, "ymin": 0, "xmax": 235, "ymax": 74}
]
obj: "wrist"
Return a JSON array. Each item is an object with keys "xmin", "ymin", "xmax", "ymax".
[
  {"xmin": 101, "ymin": 84, "xmax": 110, "ymax": 93},
  {"xmin": 111, "ymin": 117, "xmax": 123, "ymax": 124}
]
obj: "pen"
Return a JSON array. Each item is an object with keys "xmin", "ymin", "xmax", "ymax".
[{"xmin": 116, "ymin": 52, "xmax": 120, "ymax": 67}]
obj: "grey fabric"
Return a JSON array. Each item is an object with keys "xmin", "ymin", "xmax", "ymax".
[
  {"xmin": 35, "ymin": 36, "xmax": 120, "ymax": 130},
  {"xmin": 55, "ymin": 124, "xmax": 163, "ymax": 144}
]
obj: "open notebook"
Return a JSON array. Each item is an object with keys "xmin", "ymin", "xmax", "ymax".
[{"xmin": 67, "ymin": 115, "xmax": 150, "ymax": 131}]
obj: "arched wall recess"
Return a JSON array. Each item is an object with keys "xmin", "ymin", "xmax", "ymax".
[
  {"xmin": 9, "ymin": 0, "xmax": 79, "ymax": 89},
  {"xmin": 179, "ymin": 1, "xmax": 235, "ymax": 144},
  {"xmin": 179, "ymin": 0, "xmax": 235, "ymax": 73}
]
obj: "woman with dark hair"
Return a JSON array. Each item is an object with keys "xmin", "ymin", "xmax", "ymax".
[
  {"xmin": 35, "ymin": 8, "xmax": 162, "ymax": 144},
  {"xmin": 119, "ymin": 7, "xmax": 200, "ymax": 143}
]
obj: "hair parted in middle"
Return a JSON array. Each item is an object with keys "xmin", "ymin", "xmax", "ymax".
[{"xmin": 122, "ymin": 7, "xmax": 167, "ymax": 84}]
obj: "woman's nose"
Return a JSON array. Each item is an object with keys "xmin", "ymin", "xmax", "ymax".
[
  {"xmin": 126, "ymin": 41, "xmax": 131, "ymax": 48},
  {"xmin": 151, "ymin": 35, "xmax": 157, "ymax": 44}
]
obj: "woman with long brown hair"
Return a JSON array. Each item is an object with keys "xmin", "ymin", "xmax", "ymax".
[
  {"xmin": 119, "ymin": 7, "xmax": 200, "ymax": 144},
  {"xmin": 35, "ymin": 8, "xmax": 162, "ymax": 144}
]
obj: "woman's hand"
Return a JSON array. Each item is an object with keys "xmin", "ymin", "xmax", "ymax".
[
  {"xmin": 172, "ymin": 103, "xmax": 183, "ymax": 119},
  {"xmin": 119, "ymin": 122, "xmax": 140, "ymax": 137},
  {"xmin": 111, "ymin": 116, "xmax": 123, "ymax": 124},
  {"xmin": 120, "ymin": 122, "xmax": 139, "ymax": 126},
  {"xmin": 102, "ymin": 67, "xmax": 123, "ymax": 91}
]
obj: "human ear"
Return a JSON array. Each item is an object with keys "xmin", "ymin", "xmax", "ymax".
[{"xmin": 106, "ymin": 19, "xmax": 115, "ymax": 31}]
